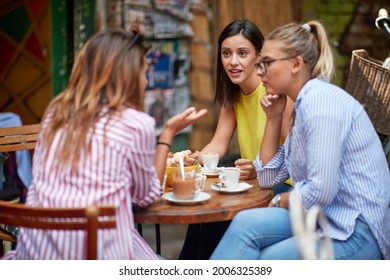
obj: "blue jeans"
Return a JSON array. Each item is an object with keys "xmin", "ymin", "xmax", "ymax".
[
  {"xmin": 210, "ymin": 208, "xmax": 383, "ymax": 260},
  {"xmin": 272, "ymin": 183, "xmax": 291, "ymax": 195}
]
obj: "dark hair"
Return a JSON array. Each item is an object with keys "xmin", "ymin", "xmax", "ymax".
[{"xmin": 214, "ymin": 19, "xmax": 264, "ymax": 106}]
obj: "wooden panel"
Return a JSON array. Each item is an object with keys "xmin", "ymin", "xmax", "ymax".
[
  {"xmin": 251, "ymin": 0, "xmax": 293, "ymax": 36},
  {"xmin": 212, "ymin": 0, "xmax": 294, "ymax": 48},
  {"xmin": 188, "ymin": 1, "xmax": 215, "ymax": 151},
  {"xmin": 3, "ymin": 54, "xmax": 45, "ymax": 95},
  {"xmin": 189, "ymin": 129, "xmax": 214, "ymax": 151},
  {"xmin": 191, "ymin": 12, "xmax": 210, "ymax": 42},
  {"xmin": 190, "ymin": 42, "xmax": 212, "ymax": 69},
  {"xmin": 25, "ymin": 78, "xmax": 52, "ymax": 118},
  {"xmin": 0, "ymin": 0, "xmax": 51, "ymax": 125},
  {"xmin": 190, "ymin": 70, "xmax": 213, "ymax": 100}
]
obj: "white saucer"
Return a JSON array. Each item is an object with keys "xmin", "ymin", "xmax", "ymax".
[
  {"xmin": 162, "ymin": 192, "xmax": 211, "ymax": 205},
  {"xmin": 200, "ymin": 167, "xmax": 224, "ymax": 177},
  {"xmin": 212, "ymin": 182, "xmax": 253, "ymax": 194}
]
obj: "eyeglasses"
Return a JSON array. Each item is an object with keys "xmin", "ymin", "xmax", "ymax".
[
  {"xmin": 256, "ymin": 56, "xmax": 296, "ymax": 75},
  {"xmin": 128, "ymin": 31, "xmax": 142, "ymax": 50}
]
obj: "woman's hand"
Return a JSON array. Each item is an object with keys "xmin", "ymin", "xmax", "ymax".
[
  {"xmin": 159, "ymin": 107, "xmax": 207, "ymax": 143},
  {"xmin": 235, "ymin": 159, "xmax": 257, "ymax": 180},
  {"xmin": 155, "ymin": 107, "xmax": 207, "ymax": 183},
  {"xmin": 260, "ymin": 94, "xmax": 287, "ymax": 120}
]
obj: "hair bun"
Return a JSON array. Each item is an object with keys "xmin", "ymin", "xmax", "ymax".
[{"xmin": 302, "ymin": 23, "xmax": 311, "ymax": 32}]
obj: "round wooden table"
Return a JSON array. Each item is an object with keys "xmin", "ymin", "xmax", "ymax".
[
  {"xmin": 133, "ymin": 177, "xmax": 273, "ymax": 255},
  {"xmin": 133, "ymin": 178, "xmax": 273, "ymax": 225}
]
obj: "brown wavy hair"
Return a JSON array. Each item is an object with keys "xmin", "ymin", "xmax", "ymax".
[{"xmin": 41, "ymin": 29, "xmax": 150, "ymax": 169}]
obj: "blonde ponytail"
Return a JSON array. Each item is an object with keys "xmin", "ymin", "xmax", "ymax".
[
  {"xmin": 308, "ymin": 21, "xmax": 335, "ymax": 81},
  {"xmin": 267, "ymin": 20, "xmax": 335, "ymax": 81}
]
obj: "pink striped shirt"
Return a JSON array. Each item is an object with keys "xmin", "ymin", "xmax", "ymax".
[{"xmin": 3, "ymin": 108, "xmax": 161, "ymax": 259}]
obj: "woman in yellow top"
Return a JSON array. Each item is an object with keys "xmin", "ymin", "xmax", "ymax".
[
  {"xmin": 179, "ymin": 19, "xmax": 294, "ymax": 260},
  {"xmin": 201, "ymin": 19, "xmax": 293, "ymax": 179}
]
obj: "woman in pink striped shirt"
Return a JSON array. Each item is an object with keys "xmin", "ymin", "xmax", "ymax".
[{"xmin": 3, "ymin": 29, "xmax": 206, "ymax": 259}]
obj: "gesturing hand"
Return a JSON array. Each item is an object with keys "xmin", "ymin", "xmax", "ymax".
[{"xmin": 164, "ymin": 107, "xmax": 208, "ymax": 136}]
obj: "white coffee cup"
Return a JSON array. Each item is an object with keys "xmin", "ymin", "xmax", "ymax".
[
  {"xmin": 201, "ymin": 152, "xmax": 219, "ymax": 173},
  {"xmin": 219, "ymin": 167, "xmax": 240, "ymax": 189}
]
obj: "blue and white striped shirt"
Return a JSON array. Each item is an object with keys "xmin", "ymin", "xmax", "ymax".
[{"xmin": 255, "ymin": 78, "xmax": 390, "ymax": 259}]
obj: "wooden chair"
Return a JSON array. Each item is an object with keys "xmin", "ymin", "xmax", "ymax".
[
  {"xmin": 0, "ymin": 227, "xmax": 16, "ymax": 255},
  {"xmin": 0, "ymin": 123, "xmax": 41, "ymax": 199},
  {"xmin": 0, "ymin": 123, "xmax": 41, "ymax": 152},
  {"xmin": 0, "ymin": 201, "xmax": 116, "ymax": 259},
  {"xmin": 0, "ymin": 124, "xmax": 42, "ymax": 249}
]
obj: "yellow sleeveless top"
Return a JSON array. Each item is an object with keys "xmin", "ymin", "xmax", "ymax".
[
  {"xmin": 234, "ymin": 83, "xmax": 266, "ymax": 161},
  {"xmin": 234, "ymin": 83, "xmax": 293, "ymax": 186}
]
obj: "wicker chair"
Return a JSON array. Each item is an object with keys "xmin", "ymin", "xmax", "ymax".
[{"xmin": 345, "ymin": 49, "xmax": 390, "ymax": 138}]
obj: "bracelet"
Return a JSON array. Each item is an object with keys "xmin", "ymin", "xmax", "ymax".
[
  {"xmin": 156, "ymin": 141, "xmax": 171, "ymax": 149},
  {"xmin": 271, "ymin": 193, "xmax": 281, "ymax": 207}
]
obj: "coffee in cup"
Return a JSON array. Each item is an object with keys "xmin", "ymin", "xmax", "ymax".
[
  {"xmin": 219, "ymin": 167, "xmax": 240, "ymax": 189},
  {"xmin": 172, "ymin": 170, "xmax": 202, "ymax": 199}
]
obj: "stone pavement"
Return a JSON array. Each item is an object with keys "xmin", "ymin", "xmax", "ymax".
[{"xmin": 142, "ymin": 224, "xmax": 188, "ymax": 260}]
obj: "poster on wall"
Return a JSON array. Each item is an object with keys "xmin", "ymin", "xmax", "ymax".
[
  {"xmin": 122, "ymin": 2, "xmax": 193, "ymax": 136},
  {"xmin": 106, "ymin": 0, "xmax": 124, "ymax": 28},
  {"xmin": 173, "ymin": 52, "xmax": 190, "ymax": 86},
  {"xmin": 171, "ymin": 86, "xmax": 192, "ymax": 134},
  {"xmin": 124, "ymin": 5, "xmax": 193, "ymax": 38},
  {"xmin": 145, "ymin": 40, "xmax": 190, "ymax": 88},
  {"xmin": 143, "ymin": 39, "xmax": 192, "ymax": 135},
  {"xmin": 144, "ymin": 86, "xmax": 192, "ymax": 135},
  {"xmin": 146, "ymin": 40, "xmax": 178, "ymax": 89},
  {"xmin": 82, "ymin": 0, "xmax": 195, "ymax": 140},
  {"xmin": 144, "ymin": 88, "xmax": 175, "ymax": 135}
]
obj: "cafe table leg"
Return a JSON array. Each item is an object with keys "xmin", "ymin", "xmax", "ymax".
[
  {"xmin": 155, "ymin": 224, "xmax": 161, "ymax": 255},
  {"xmin": 137, "ymin": 223, "xmax": 143, "ymax": 236}
]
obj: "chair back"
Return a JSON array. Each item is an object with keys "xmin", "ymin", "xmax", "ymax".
[
  {"xmin": 0, "ymin": 124, "xmax": 41, "ymax": 152},
  {"xmin": 345, "ymin": 49, "xmax": 390, "ymax": 136},
  {"xmin": 289, "ymin": 191, "xmax": 334, "ymax": 260},
  {"xmin": 0, "ymin": 201, "xmax": 117, "ymax": 259},
  {"xmin": 0, "ymin": 124, "xmax": 40, "ymax": 199}
]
